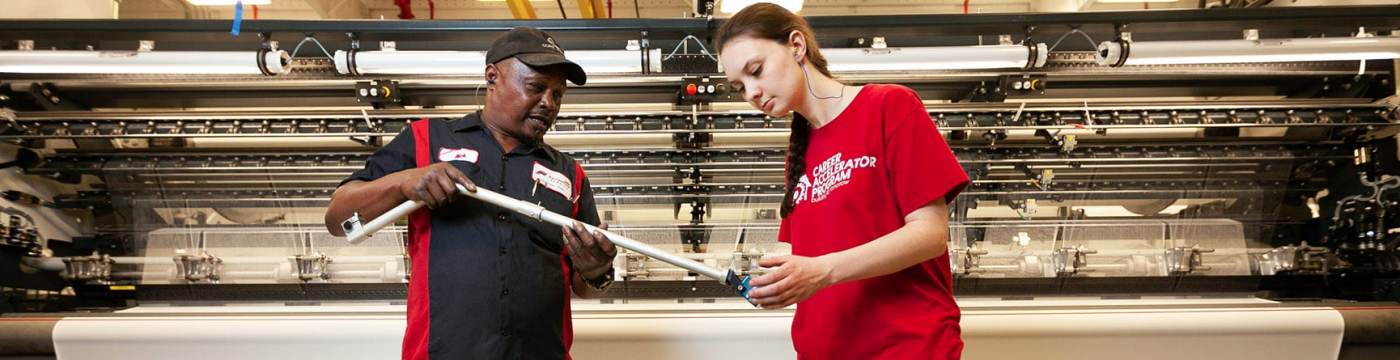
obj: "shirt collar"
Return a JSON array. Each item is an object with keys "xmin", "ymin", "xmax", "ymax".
[
  {"xmin": 448, "ymin": 111, "xmax": 485, "ymax": 133},
  {"xmin": 452, "ymin": 111, "xmax": 553, "ymax": 158}
]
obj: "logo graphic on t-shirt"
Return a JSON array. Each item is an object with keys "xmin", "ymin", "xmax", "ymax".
[
  {"xmin": 438, "ymin": 147, "xmax": 479, "ymax": 163},
  {"xmin": 793, "ymin": 152, "xmax": 878, "ymax": 205},
  {"xmin": 531, "ymin": 162, "xmax": 574, "ymax": 199}
]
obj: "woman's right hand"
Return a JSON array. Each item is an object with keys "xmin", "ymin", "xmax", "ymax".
[{"xmin": 397, "ymin": 162, "xmax": 476, "ymax": 209}]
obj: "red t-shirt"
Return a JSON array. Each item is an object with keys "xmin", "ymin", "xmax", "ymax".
[{"xmin": 778, "ymin": 84, "xmax": 969, "ymax": 360}]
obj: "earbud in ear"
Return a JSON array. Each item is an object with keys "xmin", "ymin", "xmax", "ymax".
[{"xmin": 487, "ymin": 79, "xmax": 496, "ymax": 84}]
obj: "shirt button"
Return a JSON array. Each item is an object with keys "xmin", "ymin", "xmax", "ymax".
[
  {"xmin": 496, "ymin": 213, "xmax": 508, "ymax": 221},
  {"xmin": 501, "ymin": 288, "xmax": 509, "ymax": 296},
  {"xmin": 500, "ymin": 328, "xmax": 509, "ymax": 337},
  {"xmin": 499, "ymin": 247, "xmax": 508, "ymax": 254}
]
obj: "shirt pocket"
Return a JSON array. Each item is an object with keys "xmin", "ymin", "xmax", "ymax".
[
  {"xmin": 523, "ymin": 181, "xmax": 577, "ymax": 253},
  {"xmin": 530, "ymin": 184, "xmax": 576, "ymax": 219}
]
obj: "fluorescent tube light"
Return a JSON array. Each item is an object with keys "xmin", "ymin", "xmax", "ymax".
[
  {"xmin": 1097, "ymin": 37, "xmax": 1400, "ymax": 66},
  {"xmin": 720, "ymin": 0, "xmax": 803, "ymax": 14},
  {"xmin": 821, "ymin": 44, "xmax": 1048, "ymax": 72},
  {"xmin": 334, "ymin": 49, "xmax": 662, "ymax": 76},
  {"xmin": 0, "ymin": 50, "xmax": 291, "ymax": 75}
]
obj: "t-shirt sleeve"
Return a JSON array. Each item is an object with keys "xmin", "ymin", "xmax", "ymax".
[
  {"xmin": 883, "ymin": 87, "xmax": 969, "ymax": 218},
  {"xmin": 778, "ymin": 217, "xmax": 792, "ymax": 243},
  {"xmin": 339, "ymin": 125, "xmax": 417, "ymax": 187}
]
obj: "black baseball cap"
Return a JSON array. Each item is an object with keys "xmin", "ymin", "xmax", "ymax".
[{"xmin": 486, "ymin": 26, "xmax": 587, "ymax": 86}]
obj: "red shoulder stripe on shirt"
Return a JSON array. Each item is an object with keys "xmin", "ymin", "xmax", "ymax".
[
  {"xmin": 561, "ymin": 253, "xmax": 574, "ymax": 359},
  {"xmin": 404, "ymin": 118, "xmax": 433, "ymax": 360},
  {"xmin": 571, "ymin": 162, "xmax": 585, "ymax": 218},
  {"xmin": 565, "ymin": 161, "xmax": 585, "ymax": 359}
]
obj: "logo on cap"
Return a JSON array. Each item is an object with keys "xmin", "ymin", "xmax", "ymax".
[{"xmin": 542, "ymin": 37, "xmax": 563, "ymax": 53}]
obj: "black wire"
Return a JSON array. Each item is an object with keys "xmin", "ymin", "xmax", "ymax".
[{"xmin": 556, "ymin": 0, "xmax": 568, "ymax": 19}]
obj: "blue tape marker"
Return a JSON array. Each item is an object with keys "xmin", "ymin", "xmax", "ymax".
[{"xmin": 230, "ymin": 1, "xmax": 243, "ymax": 36}]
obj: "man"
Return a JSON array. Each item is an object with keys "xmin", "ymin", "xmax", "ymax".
[{"xmin": 324, "ymin": 26, "xmax": 618, "ymax": 360}]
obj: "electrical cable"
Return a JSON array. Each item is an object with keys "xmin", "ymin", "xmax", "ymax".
[
  {"xmin": 1048, "ymin": 29, "xmax": 1106, "ymax": 65},
  {"xmin": 663, "ymin": 35, "xmax": 718, "ymax": 61},
  {"xmin": 290, "ymin": 36, "xmax": 335, "ymax": 61}
]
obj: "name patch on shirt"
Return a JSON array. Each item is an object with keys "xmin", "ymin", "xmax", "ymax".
[
  {"xmin": 438, "ymin": 147, "xmax": 479, "ymax": 163},
  {"xmin": 532, "ymin": 162, "xmax": 574, "ymax": 199}
]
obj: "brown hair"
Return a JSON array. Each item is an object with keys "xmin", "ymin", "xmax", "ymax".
[{"xmin": 715, "ymin": 2, "xmax": 832, "ymax": 219}]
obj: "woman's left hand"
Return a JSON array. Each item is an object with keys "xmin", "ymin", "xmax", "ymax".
[{"xmin": 746, "ymin": 255, "xmax": 835, "ymax": 309}]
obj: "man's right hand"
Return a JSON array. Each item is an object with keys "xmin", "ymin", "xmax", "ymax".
[{"xmin": 398, "ymin": 162, "xmax": 477, "ymax": 209}]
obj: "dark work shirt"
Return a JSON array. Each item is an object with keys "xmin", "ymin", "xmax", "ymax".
[{"xmin": 342, "ymin": 112, "xmax": 600, "ymax": 360}]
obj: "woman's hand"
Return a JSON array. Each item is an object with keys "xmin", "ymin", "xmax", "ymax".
[{"xmin": 745, "ymin": 255, "xmax": 836, "ymax": 309}]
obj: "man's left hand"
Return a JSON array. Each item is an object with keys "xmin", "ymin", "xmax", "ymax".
[{"xmin": 562, "ymin": 222, "xmax": 617, "ymax": 279}]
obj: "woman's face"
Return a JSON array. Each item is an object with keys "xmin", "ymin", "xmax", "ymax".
[{"xmin": 721, "ymin": 35, "xmax": 806, "ymax": 118}]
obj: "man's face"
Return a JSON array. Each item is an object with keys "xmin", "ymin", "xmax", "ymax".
[{"xmin": 485, "ymin": 58, "xmax": 568, "ymax": 143}]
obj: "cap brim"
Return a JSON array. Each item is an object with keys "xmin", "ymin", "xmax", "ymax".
[{"xmin": 515, "ymin": 53, "xmax": 588, "ymax": 86}]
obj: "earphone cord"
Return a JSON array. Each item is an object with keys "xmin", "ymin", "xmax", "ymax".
[{"xmin": 800, "ymin": 60, "xmax": 844, "ymax": 101}]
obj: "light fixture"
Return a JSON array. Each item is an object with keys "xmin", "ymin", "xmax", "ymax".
[
  {"xmin": 334, "ymin": 49, "xmax": 663, "ymax": 76},
  {"xmin": 185, "ymin": 0, "xmax": 272, "ymax": 5},
  {"xmin": 720, "ymin": 0, "xmax": 803, "ymax": 14},
  {"xmin": 1096, "ymin": 37, "xmax": 1400, "ymax": 66},
  {"xmin": 821, "ymin": 44, "xmax": 1048, "ymax": 72},
  {"xmin": 0, "ymin": 50, "xmax": 291, "ymax": 75}
]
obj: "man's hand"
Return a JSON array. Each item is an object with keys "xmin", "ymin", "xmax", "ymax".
[
  {"xmin": 561, "ymin": 222, "xmax": 617, "ymax": 279},
  {"xmin": 397, "ymin": 162, "xmax": 476, "ymax": 209}
]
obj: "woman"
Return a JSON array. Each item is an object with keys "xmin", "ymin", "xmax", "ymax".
[{"xmin": 716, "ymin": 3, "xmax": 969, "ymax": 359}]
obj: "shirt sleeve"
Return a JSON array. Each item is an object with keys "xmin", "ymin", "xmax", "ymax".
[
  {"xmin": 883, "ymin": 87, "xmax": 969, "ymax": 218},
  {"xmin": 778, "ymin": 217, "xmax": 791, "ymax": 243},
  {"xmin": 339, "ymin": 126, "xmax": 417, "ymax": 187}
]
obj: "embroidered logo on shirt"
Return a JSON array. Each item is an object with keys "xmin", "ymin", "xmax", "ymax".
[
  {"xmin": 438, "ymin": 147, "xmax": 480, "ymax": 163},
  {"xmin": 532, "ymin": 162, "xmax": 573, "ymax": 199},
  {"xmin": 793, "ymin": 153, "xmax": 878, "ymax": 205}
]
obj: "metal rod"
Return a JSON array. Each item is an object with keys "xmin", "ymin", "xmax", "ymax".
[
  {"xmin": 460, "ymin": 184, "xmax": 731, "ymax": 282},
  {"xmin": 343, "ymin": 185, "xmax": 736, "ymax": 283}
]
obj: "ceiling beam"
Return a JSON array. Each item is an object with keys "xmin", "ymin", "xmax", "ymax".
[
  {"xmin": 578, "ymin": 0, "xmax": 607, "ymax": 19},
  {"xmin": 505, "ymin": 0, "xmax": 539, "ymax": 19}
]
